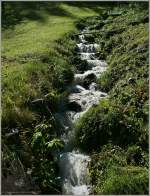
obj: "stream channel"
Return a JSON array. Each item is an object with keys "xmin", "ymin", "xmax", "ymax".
[{"xmin": 56, "ymin": 27, "xmax": 108, "ymax": 195}]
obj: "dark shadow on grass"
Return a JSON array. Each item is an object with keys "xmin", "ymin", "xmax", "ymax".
[
  {"xmin": 2, "ymin": 1, "xmax": 117, "ymax": 30},
  {"xmin": 2, "ymin": 2, "xmax": 76, "ymax": 29},
  {"xmin": 2, "ymin": 1, "xmax": 148, "ymax": 30}
]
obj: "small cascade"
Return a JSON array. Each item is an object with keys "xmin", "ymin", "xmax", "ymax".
[
  {"xmin": 77, "ymin": 43, "xmax": 99, "ymax": 53},
  {"xmin": 58, "ymin": 27, "xmax": 108, "ymax": 195},
  {"xmin": 59, "ymin": 152, "xmax": 91, "ymax": 194},
  {"xmin": 80, "ymin": 53, "xmax": 95, "ymax": 60}
]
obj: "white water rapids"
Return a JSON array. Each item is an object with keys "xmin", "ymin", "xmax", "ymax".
[{"xmin": 58, "ymin": 27, "xmax": 108, "ymax": 195}]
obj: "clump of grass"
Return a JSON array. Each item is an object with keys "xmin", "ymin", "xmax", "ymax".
[{"xmin": 89, "ymin": 144, "xmax": 148, "ymax": 195}]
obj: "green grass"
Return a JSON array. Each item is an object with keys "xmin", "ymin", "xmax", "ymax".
[
  {"xmin": 75, "ymin": 4, "xmax": 148, "ymax": 152},
  {"xmin": 89, "ymin": 144, "xmax": 148, "ymax": 194},
  {"xmin": 74, "ymin": 4, "xmax": 149, "ymax": 195},
  {"xmin": 2, "ymin": 2, "xmax": 110, "ymax": 193},
  {"xmin": 2, "ymin": 3, "xmax": 103, "ymax": 58},
  {"xmin": 2, "ymin": 2, "xmax": 107, "ymax": 129},
  {"xmin": 2, "ymin": 2, "xmax": 148, "ymax": 194}
]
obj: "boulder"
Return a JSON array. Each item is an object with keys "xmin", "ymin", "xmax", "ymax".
[
  {"xmin": 83, "ymin": 73, "xmax": 96, "ymax": 88},
  {"xmin": 67, "ymin": 101, "xmax": 82, "ymax": 112}
]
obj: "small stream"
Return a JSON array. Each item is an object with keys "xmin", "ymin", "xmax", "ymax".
[{"xmin": 57, "ymin": 27, "xmax": 108, "ymax": 195}]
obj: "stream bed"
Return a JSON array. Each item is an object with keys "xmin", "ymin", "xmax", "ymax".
[{"xmin": 58, "ymin": 27, "xmax": 108, "ymax": 195}]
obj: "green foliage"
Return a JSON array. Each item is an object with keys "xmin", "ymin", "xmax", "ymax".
[
  {"xmin": 2, "ymin": 32, "xmax": 75, "ymax": 129},
  {"xmin": 47, "ymin": 139, "xmax": 64, "ymax": 151},
  {"xmin": 97, "ymin": 166, "xmax": 148, "ymax": 194},
  {"xmin": 75, "ymin": 96, "xmax": 147, "ymax": 152},
  {"xmin": 2, "ymin": 2, "xmax": 149, "ymax": 194},
  {"xmin": 89, "ymin": 144, "xmax": 148, "ymax": 195},
  {"xmin": 75, "ymin": 6, "xmax": 148, "ymax": 194},
  {"xmin": 31, "ymin": 120, "xmax": 64, "ymax": 193},
  {"xmin": 75, "ymin": 3, "xmax": 148, "ymax": 152},
  {"xmin": 2, "ymin": 2, "xmax": 107, "ymax": 193},
  {"xmin": 126, "ymin": 145, "xmax": 148, "ymax": 168},
  {"xmin": 75, "ymin": 99, "xmax": 120, "ymax": 152}
]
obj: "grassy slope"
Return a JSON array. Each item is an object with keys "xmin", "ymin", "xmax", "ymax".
[
  {"xmin": 3, "ymin": 4, "xmax": 99, "ymax": 57},
  {"xmin": 3, "ymin": 2, "xmax": 148, "ymax": 194},
  {"xmin": 74, "ymin": 3, "xmax": 149, "ymax": 194},
  {"xmin": 2, "ymin": 2, "xmax": 109, "ymax": 194},
  {"xmin": 76, "ymin": 9, "xmax": 149, "ymax": 151},
  {"xmin": 2, "ymin": 2, "xmax": 105, "ymax": 129}
]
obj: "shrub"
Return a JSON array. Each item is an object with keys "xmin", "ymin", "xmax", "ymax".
[{"xmin": 31, "ymin": 120, "xmax": 64, "ymax": 193}]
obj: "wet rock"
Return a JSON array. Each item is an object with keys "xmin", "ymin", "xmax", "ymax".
[
  {"xmin": 84, "ymin": 34, "xmax": 95, "ymax": 43},
  {"xmin": 100, "ymin": 92, "xmax": 107, "ymax": 97},
  {"xmin": 67, "ymin": 101, "xmax": 82, "ymax": 112},
  {"xmin": 83, "ymin": 73, "xmax": 96, "ymax": 88},
  {"xmin": 69, "ymin": 85, "xmax": 86, "ymax": 93},
  {"xmin": 82, "ymin": 100, "xmax": 87, "ymax": 105},
  {"xmin": 95, "ymin": 22, "xmax": 105, "ymax": 29},
  {"xmin": 79, "ymin": 34, "xmax": 87, "ymax": 43}
]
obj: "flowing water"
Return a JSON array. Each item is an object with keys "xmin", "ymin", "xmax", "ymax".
[{"xmin": 58, "ymin": 28, "xmax": 108, "ymax": 195}]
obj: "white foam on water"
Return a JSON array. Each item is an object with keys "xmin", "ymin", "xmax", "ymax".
[
  {"xmin": 59, "ymin": 152, "xmax": 91, "ymax": 195},
  {"xmin": 80, "ymin": 53, "xmax": 95, "ymax": 60},
  {"xmin": 77, "ymin": 43, "xmax": 99, "ymax": 53}
]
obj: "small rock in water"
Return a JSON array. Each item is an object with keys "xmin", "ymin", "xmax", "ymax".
[
  {"xmin": 74, "ymin": 85, "xmax": 86, "ymax": 93},
  {"xmin": 100, "ymin": 92, "xmax": 107, "ymax": 97},
  {"xmin": 89, "ymin": 82, "xmax": 97, "ymax": 91},
  {"xmin": 79, "ymin": 35, "xmax": 87, "ymax": 43}
]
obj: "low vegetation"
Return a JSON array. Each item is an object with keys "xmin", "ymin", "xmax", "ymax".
[
  {"xmin": 75, "ymin": 3, "xmax": 149, "ymax": 194},
  {"xmin": 2, "ymin": 2, "xmax": 107, "ymax": 193},
  {"xmin": 2, "ymin": 1, "xmax": 148, "ymax": 194},
  {"xmin": 89, "ymin": 144, "xmax": 148, "ymax": 194}
]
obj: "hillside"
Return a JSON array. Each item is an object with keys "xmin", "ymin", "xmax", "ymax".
[{"xmin": 2, "ymin": 1, "xmax": 149, "ymax": 195}]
